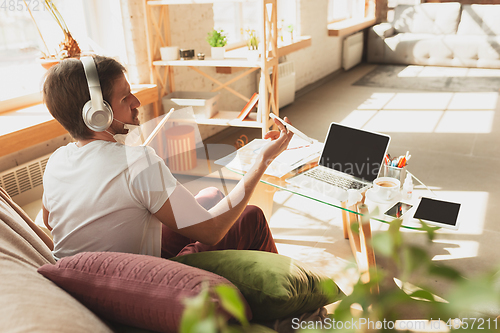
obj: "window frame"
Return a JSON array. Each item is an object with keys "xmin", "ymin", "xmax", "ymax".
[{"xmin": 327, "ymin": 0, "xmax": 376, "ymax": 25}]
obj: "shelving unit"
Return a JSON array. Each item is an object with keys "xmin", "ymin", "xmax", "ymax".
[{"xmin": 143, "ymin": 0, "xmax": 280, "ymax": 137}]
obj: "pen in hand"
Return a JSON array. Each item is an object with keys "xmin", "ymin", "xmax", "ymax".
[{"xmin": 269, "ymin": 113, "xmax": 314, "ymax": 144}]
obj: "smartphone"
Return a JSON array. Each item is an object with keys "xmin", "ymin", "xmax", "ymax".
[{"xmin": 384, "ymin": 202, "xmax": 413, "ymax": 218}]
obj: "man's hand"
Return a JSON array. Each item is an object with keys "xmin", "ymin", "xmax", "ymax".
[{"xmin": 260, "ymin": 116, "xmax": 294, "ymax": 166}]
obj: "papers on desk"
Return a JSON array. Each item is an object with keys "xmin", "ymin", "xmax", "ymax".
[{"xmin": 215, "ymin": 136, "xmax": 323, "ymax": 178}]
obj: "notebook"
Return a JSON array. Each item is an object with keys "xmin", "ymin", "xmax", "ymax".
[{"xmin": 286, "ymin": 122, "xmax": 391, "ymax": 195}]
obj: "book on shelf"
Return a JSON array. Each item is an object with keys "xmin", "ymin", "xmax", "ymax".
[{"xmin": 237, "ymin": 93, "xmax": 259, "ymax": 120}]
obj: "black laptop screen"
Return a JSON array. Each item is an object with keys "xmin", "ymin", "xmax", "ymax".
[{"xmin": 319, "ymin": 123, "xmax": 390, "ymax": 182}]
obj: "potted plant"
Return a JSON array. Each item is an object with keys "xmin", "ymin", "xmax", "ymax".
[
  {"xmin": 206, "ymin": 28, "xmax": 227, "ymax": 60},
  {"xmin": 26, "ymin": 0, "xmax": 82, "ymax": 69},
  {"xmin": 286, "ymin": 24, "xmax": 294, "ymax": 43},
  {"xmin": 245, "ymin": 29, "xmax": 259, "ymax": 63}
]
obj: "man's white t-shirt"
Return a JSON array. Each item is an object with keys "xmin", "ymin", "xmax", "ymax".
[{"xmin": 42, "ymin": 141, "xmax": 177, "ymax": 260}]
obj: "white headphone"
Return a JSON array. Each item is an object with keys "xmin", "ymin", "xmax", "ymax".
[{"xmin": 81, "ymin": 56, "xmax": 113, "ymax": 132}]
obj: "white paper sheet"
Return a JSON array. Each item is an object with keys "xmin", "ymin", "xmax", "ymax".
[{"xmin": 215, "ymin": 136, "xmax": 323, "ymax": 178}]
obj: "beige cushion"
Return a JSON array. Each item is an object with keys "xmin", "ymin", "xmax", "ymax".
[
  {"xmin": 457, "ymin": 5, "xmax": 500, "ymax": 36},
  {"xmin": 393, "ymin": 3, "xmax": 461, "ymax": 35},
  {"xmin": 382, "ymin": 33, "xmax": 500, "ymax": 68},
  {"xmin": 0, "ymin": 191, "xmax": 113, "ymax": 333}
]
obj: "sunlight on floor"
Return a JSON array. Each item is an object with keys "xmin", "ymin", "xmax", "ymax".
[
  {"xmin": 363, "ymin": 110, "xmax": 443, "ymax": 133},
  {"xmin": 431, "ymin": 240, "xmax": 479, "ymax": 261},
  {"xmin": 397, "ymin": 65, "xmax": 500, "ymax": 78},
  {"xmin": 435, "ymin": 111, "xmax": 494, "ymax": 133},
  {"xmin": 433, "ymin": 191, "xmax": 489, "ymax": 236},
  {"xmin": 341, "ymin": 92, "xmax": 498, "ymax": 134},
  {"xmin": 385, "ymin": 93, "xmax": 453, "ymax": 110}
]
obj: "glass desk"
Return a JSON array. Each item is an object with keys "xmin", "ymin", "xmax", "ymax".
[
  {"xmin": 224, "ymin": 161, "xmax": 430, "ymax": 230},
  {"xmin": 224, "ymin": 162, "xmax": 435, "ymax": 292}
]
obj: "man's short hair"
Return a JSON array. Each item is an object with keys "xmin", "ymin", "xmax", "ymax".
[{"xmin": 42, "ymin": 55, "xmax": 126, "ymax": 140}]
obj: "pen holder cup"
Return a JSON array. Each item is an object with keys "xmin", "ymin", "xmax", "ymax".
[{"xmin": 381, "ymin": 165, "xmax": 406, "ymax": 187}]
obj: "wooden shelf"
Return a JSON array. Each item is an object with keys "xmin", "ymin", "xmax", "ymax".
[
  {"xmin": 328, "ymin": 17, "xmax": 376, "ymax": 37},
  {"xmin": 145, "ymin": 0, "xmax": 279, "ymax": 137},
  {"xmin": 147, "ymin": 0, "xmax": 255, "ymax": 5},
  {"xmin": 194, "ymin": 111, "xmax": 261, "ymax": 128},
  {"xmin": 224, "ymin": 36, "xmax": 312, "ymax": 60},
  {"xmin": 153, "ymin": 58, "xmax": 259, "ymax": 68}
]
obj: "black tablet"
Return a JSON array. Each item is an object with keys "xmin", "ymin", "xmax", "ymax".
[{"xmin": 413, "ymin": 197, "xmax": 461, "ymax": 230}]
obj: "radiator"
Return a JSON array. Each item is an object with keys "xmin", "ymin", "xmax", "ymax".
[
  {"xmin": 342, "ymin": 31, "xmax": 364, "ymax": 71},
  {"xmin": 278, "ymin": 61, "xmax": 295, "ymax": 108},
  {"xmin": 0, "ymin": 153, "xmax": 51, "ymax": 207}
]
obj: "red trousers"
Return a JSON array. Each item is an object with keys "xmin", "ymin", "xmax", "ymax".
[{"xmin": 161, "ymin": 187, "xmax": 278, "ymax": 258}]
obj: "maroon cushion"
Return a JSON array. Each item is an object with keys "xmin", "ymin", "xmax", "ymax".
[{"xmin": 37, "ymin": 252, "xmax": 251, "ymax": 333}]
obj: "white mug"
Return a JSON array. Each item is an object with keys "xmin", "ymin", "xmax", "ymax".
[
  {"xmin": 160, "ymin": 46, "xmax": 179, "ymax": 61},
  {"xmin": 372, "ymin": 177, "xmax": 400, "ymax": 201}
]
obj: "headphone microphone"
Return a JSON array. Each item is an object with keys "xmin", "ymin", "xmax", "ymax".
[{"xmin": 81, "ymin": 56, "xmax": 113, "ymax": 132}]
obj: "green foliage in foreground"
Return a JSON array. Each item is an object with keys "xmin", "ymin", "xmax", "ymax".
[
  {"xmin": 328, "ymin": 218, "xmax": 500, "ymax": 332},
  {"xmin": 180, "ymin": 218, "xmax": 500, "ymax": 332}
]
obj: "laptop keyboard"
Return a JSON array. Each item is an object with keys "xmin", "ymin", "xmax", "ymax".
[{"xmin": 303, "ymin": 168, "xmax": 366, "ymax": 190}]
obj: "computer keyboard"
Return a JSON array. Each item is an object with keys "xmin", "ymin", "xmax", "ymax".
[{"xmin": 303, "ymin": 168, "xmax": 365, "ymax": 190}]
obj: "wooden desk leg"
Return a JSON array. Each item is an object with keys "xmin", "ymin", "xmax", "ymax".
[
  {"xmin": 341, "ymin": 202, "xmax": 350, "ymax": 239},
  {"xmin": 248, "ymin": 181, "xmax": 278, "ymax": 222},
  {"xmin": 357, "ymin": 203, "xmax": 378, "ymax": 294},
  {"xmin": 341, "ymin": 191, "xmax": 366, "ymax": 239},
  {"xmin": 345, "ymin": 201, "xmax": 379, "ymax": 294}
]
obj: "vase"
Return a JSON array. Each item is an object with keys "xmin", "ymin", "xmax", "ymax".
[
  {"xmin": 246, "ymin": 50, "xmax": 259, "ymax": 63},
  {"xmin": 160, "ymin": 46, "xmax": 179, "ymax": 61},
  {"xmin": 36, "ymin": 57, "xmax": 61, "ymax": 70},
  {"xmin": 211, "ymin": 47, "xmax": 225, "ymax": 60}
]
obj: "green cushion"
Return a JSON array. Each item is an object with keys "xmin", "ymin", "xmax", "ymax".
[{"xmin": 170, "ymin": 250, "xmax": 343, "ymax": 321}]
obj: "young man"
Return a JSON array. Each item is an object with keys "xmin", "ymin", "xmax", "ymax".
[{"xmin": 42, "ymin": 55, "xmax": 293, "ymax": 260}]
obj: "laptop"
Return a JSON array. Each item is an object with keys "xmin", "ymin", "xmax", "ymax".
[{"xmin": 286, "ymin": 122, "xmax": 391, "ymax": 196}]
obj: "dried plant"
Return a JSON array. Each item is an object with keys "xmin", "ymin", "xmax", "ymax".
[{"xmin": 25, "ymin": 0, "xmax": 81, "ymax": 60}]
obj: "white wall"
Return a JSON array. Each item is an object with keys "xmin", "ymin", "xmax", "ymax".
[{"xmin": 290, "ymin": 0, "xmax": 343, "ymax": 90}]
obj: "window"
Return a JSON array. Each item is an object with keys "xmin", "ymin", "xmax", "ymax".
[
  {"xmin": 0, "ymin": 6, "xmax": 46, "ymax": 102},
  {"xmin": 0, "ymin": 0, "xmax": 126, "ymax": 110},
  {"xmin": 213, "ymin": 2, "xmax": 259, "ymax": 45},
  {"xmin": 213, "ymin": 0, "xmax": 298, "ymax": 48},
  {"xmin": 327, "ymin": 0, "xmax": 375, "ymax": 24}
]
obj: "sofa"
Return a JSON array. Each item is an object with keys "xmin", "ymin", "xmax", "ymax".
[
  {"xmin": 0, "ymin": 186, "xmax": 338, "ymax": 333},
  {"xmin": 367, "ymin": 3, "xmax": 500, "ymax": 68}
]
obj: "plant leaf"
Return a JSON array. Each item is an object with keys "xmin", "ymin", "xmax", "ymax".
[
  {"xmin": 418, "ymin": 220, "xmax": 440, "ymax": 241},
  {"xmin": 429, "ymin": 264, "xmax": 462, "ymax": 281},
  {"xmin": 215, "ymin": 285, "xmax": 249, "ymax": 326},
  {"xmin": 409, "ymin": 290, "xmax": 435, "ymax": 302},
  {"xmin": 372, "ymin": 232, "xmax": 393, "ymax": 257}
]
